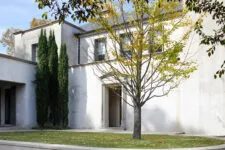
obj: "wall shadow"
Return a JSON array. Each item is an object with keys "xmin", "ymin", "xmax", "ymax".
[
  {"xmin": 69, "ymin": 66, "xmax": 89, "ymax": 128},
  {"xmin": 126, "ymin": 106, "xmax": 205, "ymax": 134}
]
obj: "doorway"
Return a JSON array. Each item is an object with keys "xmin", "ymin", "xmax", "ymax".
[
  {"xmin": 102, "ymin": 85, "xmax": 122, "ymax": 128},
  {"xmin": 4, "ymin": 87, "xmax": 16, "ymax": 125},
  {"xmin": 0, "ymin": 87, "xmax": 16, "ymax": 126},
  {"xmin": 108, "ymin": 87, "xmax": 121, "ymax": 127}
]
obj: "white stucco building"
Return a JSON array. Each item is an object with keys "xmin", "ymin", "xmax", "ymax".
[{"xmin": 0, "ymin": 8, "xmax": 225, "ymax": 136}]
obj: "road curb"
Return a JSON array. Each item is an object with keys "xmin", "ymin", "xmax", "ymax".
[{"xmin": 0, "ymin": 140, "xmax": 225, "ymax": 150}]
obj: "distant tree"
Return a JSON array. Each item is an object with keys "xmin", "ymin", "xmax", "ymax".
[
  {"xmin": 0, "ymin": 18, "xmax": 50, "ymax": 55},
  {"xmin": 36, "ymin": 29, "xmax": 49, "ymax": 128},
  {"xmin": 48, "ymin": 31, "xmax": 60, "ymax": 126},
  {"xmin": 186, "ymin": 0, "xmax": 225, "ymax": 78},
  {"xmin": 30, "ymin": 18, "xmax": 51, "ymax": 28},
  {"xmin": 58, "ymin": 44, "xmax": 69, "ymax": 127},
  {"xmin": 0, "ymin": 28, "xmax": 20, "ymax": 55}
]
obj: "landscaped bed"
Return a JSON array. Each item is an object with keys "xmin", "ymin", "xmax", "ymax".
[{"xmin": 0, "ymin": 131, "xmax": 223, "ymax": 149}]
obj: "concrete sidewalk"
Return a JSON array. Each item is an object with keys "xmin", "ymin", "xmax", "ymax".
[{"xmin": 0, "ymin": 140, "xmax": 225, "ymax": 150}]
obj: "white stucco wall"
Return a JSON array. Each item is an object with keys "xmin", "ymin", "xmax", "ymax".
[
  {"xmin": 69, "ymin": 65, "xmax": 103, "ymax": 129},
  {"xmin": 61, "ymin": 23, "xmax": 83, "ymax": 65},
  {"xmin": 68, "ymin": 12, "xmax": 225, "ymax": 135},
  {"xmin": 7, "ymin": 9, "xmax": 225, "ymax": 135},
  {"xmin": 14, "ymin": 22, "xmax": 83, "ymax": 66},
  {"xmin": 0, "ymin": 55, "xmax": 37, "ymax": 128},
  {"xmin": 14, "ymin": 23, "xmax": 62, "ymax": 61},
  {"xmin": 79, "ymin": 33, "xmax": 103, "ymax": 64},
  {"xmin": 69, "ymin": 42, "xmax": 225, "ymax": 135}
]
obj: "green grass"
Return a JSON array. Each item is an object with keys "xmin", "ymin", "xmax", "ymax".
[{"xmin": 0, "ymin": 131, "xmax": 223, "ymax": 149}]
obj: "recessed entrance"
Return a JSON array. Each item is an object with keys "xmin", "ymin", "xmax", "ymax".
[
  {"xmin": 0, "ymin": 80, "xmax": 19, "ymax": 126},
  {"xmin": 108, "ymin": 87, "xmax": 121, "ymax": 127},
  {"xmin": 102, "ymin": 85, "xmax": 122, "ymax": 128},
  {"xmin": 4, "ymin": 87, "xmax": 16, "ymax": 125}
]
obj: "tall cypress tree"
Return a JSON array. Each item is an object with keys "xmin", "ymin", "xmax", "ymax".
[
  {"xmin": 48, "ymin": 31, "xmax": 59, "ymax": 126},
  {"xmin": 36, "ymin": 29, "xmax": 49, "ymax": 128},
  {"xmin": 47, "ymin": 30, "xmax": 53, "ymax": 123},
  {"xmin": 58, "ymin": 44, "xmax": 69, "ymax": 127}
]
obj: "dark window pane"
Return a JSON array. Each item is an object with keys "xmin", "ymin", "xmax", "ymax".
[
  {"xmin": 32, "ymin": 43, "xmax": 38, "ymax": 62},
  {"xmin": 98, "ymin": 54, "xmax": 105, "ymax": 61}
]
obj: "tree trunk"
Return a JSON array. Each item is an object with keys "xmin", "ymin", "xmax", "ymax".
[{"xmin": 133, "ymin": 105, "xmax": 141, "ymax": 139}]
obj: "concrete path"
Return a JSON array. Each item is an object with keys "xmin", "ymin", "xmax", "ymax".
[{"xmin": 0, "ymin": 140, "xmax": 225, "ymax": 150}]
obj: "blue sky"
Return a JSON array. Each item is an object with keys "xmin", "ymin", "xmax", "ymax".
[
  {"xmin": 0, "ymin": 0, "xmax": 45, "ymax": 54},
  {"xmin": 0, "ymin": 0, "xmax": 132, "ymax": 54},
  {"xmin": 0, "ymin": 0, "xmax": 76, "ymax": 54}
]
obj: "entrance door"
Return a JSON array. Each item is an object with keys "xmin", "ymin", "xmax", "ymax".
[
  {"xmin": 108, "ymin": 87, "xmax": 121, "ymax": 127},
  {"xmin": 4, "ymin": 87, "xmax": 16, "ymax": 125}
]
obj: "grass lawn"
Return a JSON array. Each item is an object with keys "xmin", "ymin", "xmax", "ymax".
[{"xmin": 0, "ymin": 131, "xmax": 224, "ymax": 149}]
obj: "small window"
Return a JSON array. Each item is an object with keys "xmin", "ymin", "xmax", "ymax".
[
  {"xmin": 120, "ymin": 34, "xmax": 132, "ymax": 58},
  {"xmin": 95, "ymin": 38, "xmax": 106, "ymax": 61},
  {"xmin": 32, "ymin": 43, "xmax": 38, "ymax": 62}
]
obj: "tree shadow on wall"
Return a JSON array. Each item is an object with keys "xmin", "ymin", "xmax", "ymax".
[{"xmin": 140, "ymin": 107, "xmax": 205, "ymax": 134}]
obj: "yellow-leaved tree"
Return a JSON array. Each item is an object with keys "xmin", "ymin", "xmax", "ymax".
[
  {"xmin": 91, "ymin": 0, "xmax": 198, "ymax": 139},
  {"xmin": 0, "ymin": 28, "xmax": 20, "ymax": 55},
  {"xmin": 30, "ymin": 18, "xmax": 51, "ymax": 28}
]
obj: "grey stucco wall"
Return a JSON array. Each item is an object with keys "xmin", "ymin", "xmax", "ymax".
[
  {"xmin": 61, "ymin": 23, "xmax": 82, "ymax": 65},
  {"xmin": 0, "ymin": 54, "xmax": 37, "ymax": 128},
  {"xmin": 14, "ymin": 23, "xmax": 62, "ymax": 61}
]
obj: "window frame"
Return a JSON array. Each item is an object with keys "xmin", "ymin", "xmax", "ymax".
[
  {"xmin": 119, "ymin": 33, "xmax": 132, "ymax": 58},
  {"xmin": 94, "ymin": 38, "xmax": 107, "ymax": 61},
  {"xmin": 31, "ymin": 43, "xmax": 38, "ymax": 62}
]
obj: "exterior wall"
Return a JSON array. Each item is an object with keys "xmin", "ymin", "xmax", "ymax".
[
  {"xmin": 79, "ymin": 32, "xmax": 129, "ymax": 64},
  {"xmin": 14, "ymin": 22, "xmax": 83, "ymax": 65},
  {"xmin": 69, "ymin": 42, "xmax": 225, "ymax": 135},
  {"xmin": 79, "ymin": 33, "xmax": 105, "ymax": 64},
  {"xmin": 6, "ymin": 11, "xmax": 225, "ymax": 135},
  {"xmin": 14, "ymin": 23, "xmax": 62, "ymax": 61},
  {"xmin": 69, "ymin": 13, "xmax": 225, "ymax": 135},
  {"xmin": 0, "ymin": 54, "xmax": 37, "ymax": 128},
  {"xmin": 61, "ymin": 23, "xmax": 82, "ymax": 65},
  {"xmin": 69, "ymin": 65, "xmax": 103, "ymax": 129}
]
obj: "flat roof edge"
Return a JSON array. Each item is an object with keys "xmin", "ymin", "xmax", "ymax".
[
  {"xmin": 14, "ymin": 20, "xmax": 86, "ymax": 35},
  {"xmin": 0, "ymin": 53, "xmax": 37, "ymax": 65}
]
